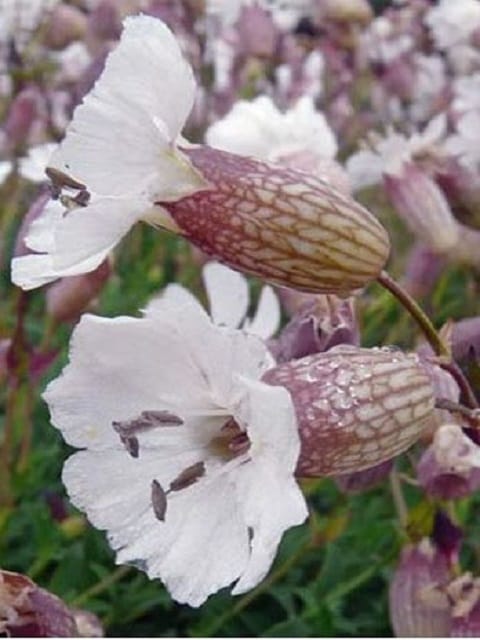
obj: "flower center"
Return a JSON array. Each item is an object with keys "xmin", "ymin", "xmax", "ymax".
[
  {"xmin": 208, "ymin": 417, "xmax": 251, "ymax": 460},
  {"xmin": 112, "ymin": 411, "xmax": 250, "ymax": 524}
]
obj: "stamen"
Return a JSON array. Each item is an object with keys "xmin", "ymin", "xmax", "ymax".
[
  {"xmin": 150, "ymin": 462, "xmax": 205, "ymax": 522},
  {"xmin": 46, "ymin": 167, "xmax": 87, "ymax": 192},
  {"xmin": 151, "ymin": 479, "xmax": 167, "ymax": 521},
  {"xmin": 113, "ymin": 410, "xmax": 183, "ymax": 458},
  {"xmin": 122, "ymin": 435, "xmax": 139, "ymax": 458},
  {"xmin": 169, "ymin": 462, "xmax": 205, "ymax": 492},
  {"xmin": 209, "ymin": 417, "xmax": 251, "ymax": 460},
  {"xmin": 228, "ymin": 433, "xmax": 250, "ymax": 456}
]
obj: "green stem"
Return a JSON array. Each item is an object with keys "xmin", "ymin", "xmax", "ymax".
[
  {"xmin": 389, "ymin": 468, "xmax": 408, "ymax": 528},
  {"xmin": 69, "ymin": 566, "xmax": 131, "ymax": 607},
  {"xmin": 376, "ymin": 270, "xmax": 450, "ymax": 358}
]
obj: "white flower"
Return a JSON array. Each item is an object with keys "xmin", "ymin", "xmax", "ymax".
[
  {"xmin": 44, "ymin": 290, "xmax": 307, "ymax": 607},
  {"xmin": 346, "ymin": 115, "xmax": 447, "ymax": 190},
  {"xmin": 424, "ymin": 0, "xmax": 480, "ymax": 50},
  {"xmin": 11, "ymin": 15, "xmax": 207, "ymax": 290},
  {"xmin": 164, "ymin": 262, "xmax": 281, "ymax": 340},
  {"xmin": 206, "ymin": 95, "xmax": 338, "ymax": 164}
]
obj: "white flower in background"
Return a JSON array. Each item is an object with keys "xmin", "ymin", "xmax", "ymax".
[
  {"xmin": 346, "ymin": 115, "xmax": 447, "ymax": 190},
  {"xmin": 360, "ymin": 16, "xmax": 414, "ymax": 65},
  {"xmin": 165, "ymin": 262, "xmax": 281, "ymax": 340},
  {"xmin": 445, "ymin": 111, "xmax": 480, "ymax": 171},
  {"xmin": 451, "ymin": 74, "xmax": 480, "ymax": 116},
  {"xmin": 11, "ymin": 15, "xmax": 207, "ymax": 291},
  {"xmin": 347, "ymin": 116, "xmax": 458, "ymax": 252},
  {"xmin": 409, "ymin": 54, "xmax": 448, "ymax": 123},
  {"xmin": 424, "ymin": 0, "xmax": 480, "ymax": 50},
  {"xmin": 18, "ymin": 142, "xmax": 58, "ymax": 183},
  {"xmin": 0, "ymin": 0, "xmax": 59, "ymax": 53},
  {"xmin": 206, "ymin": 95, "xmax": 338, "ymax": 164},
  {"xmin": 44, "ymin": 290, "xmax": 307, "ymax": 606}
]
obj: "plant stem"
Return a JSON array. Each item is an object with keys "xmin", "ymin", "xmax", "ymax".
[
  {"xmin": 69, "ymin": 566, "xmax": 131, "ymax": 607},
  {"xmin": 389, "ymin": 468, "xmax": 408, "ymax": 528},
  {"xmin": 376, "ymin": 270, "xmax": 450, "ymax": 358},
  {"xmin": 438, "ymin": 361, "xmax": 479, "ymax": 410}
]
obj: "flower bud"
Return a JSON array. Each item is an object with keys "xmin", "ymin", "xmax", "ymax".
[
  {"xmin": 383, "ymin": 164, "xmax": 459, "ymax": 252},
  {"xmin": 163, "ymin": 146, "xmax": 390, "ymax": 295},
  {"xmin": 44, "ymin": 4, "xmax": 87, "ymax": 50},
  {"xmin": 417, "ymin": 445, "xmax": 480, "ymax": 500},
  {"xmin": 0, "ymin": 569, "xmax": 77, "ymax": 637},
  {"xmin": 237, "ymin": 6, "xmax": 277, "ymax": 58},
  {"xmin": 389, "ymin": 540, "xmax": 452, "ymax": 637},
  {"xmin": 2, "ymin": 87, "xmax": 41, "ymax": 150},
  {"xmin": 450, "ymin": 316, "xmax": 480, "ymax": 363},
  {"xmin": 263, "ymin": 345, "xmax": 435, "ymax": 476},
  {"xmin": 271, "ymin": 294, "xmax": 359, "ymax": 362},
  {"xmin": 403, "ymin": 243, "xmax": 447, "ymax": 298}
]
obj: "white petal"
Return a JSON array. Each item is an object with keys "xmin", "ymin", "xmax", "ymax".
[
  {"xmin": 49, "ymin": 15, "xmax": 204, "ymax": 201},
  {"xmin": 63, "ymin": 447, "xmax": 250, "ymax": 606},
  {"xmin": 346, "ymin": 149, "xmax": 384, "ymax": 190},
  {"xmin": 205, "ymin": 96, "xmax": 284, "ymax": 160},
  {"xmin": 51, "ymin": 198, "xmax": 146, "ymax": 270},
  {"xmin": 244, "ymin": 285, "xmax": 280, "ymax": 339},
  {"xmin": 231, "ymin": 377, "xmax": 307, "ymax": 593},
  {"xmin": 232, "ymin": 459, "xmax": 307, "ymax": 594},
  {"xmin": 114, "ymin": 474, "xmax": 250, "ymax": 607},
  {"xmin": 281, "ymin": 96, "xmax": 338, "ymax": 160},
  {"xmin": 12, "ymin": 197, "xmax": 145, "ymax": 289},
  {"xmin": 144, "ymin": 293, "xmax": 272, "ymax": 407},
  {"xmin": 24, "ymin": 198, "xmax": 65, "ymax": 253},
  {"xmin": 18, "ymin": 142, "xmax": 57, "ymax": 183},
  {"xmin": 11, "ymin": 251, "xmax": 106, "ymax": 290},
  {"xmin": 203, "ymin": 262, "xmax": 249, "ymax": 329},
  {"xmin": 145, "ymin": 283, "xmax": 206, "ymax": 320},
  {"xmin": 44, "ymin": 313, "xmax": 222, "ymax": 450}
]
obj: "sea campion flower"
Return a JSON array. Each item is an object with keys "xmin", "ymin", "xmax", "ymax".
[
  {"xmin": 347, "ymin": 116, "xmax": 459, "ymax": 252},
  {"xmin": 11, "ymin": 14, "xmax": 390, "ymax": 295},
  {"xmin": 205, "ymin": 95, "xmax": 350, "ymax": 194},
  {"xmin": 44, "ymin": 288, "xmax": 307, "ymax": 606}
]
